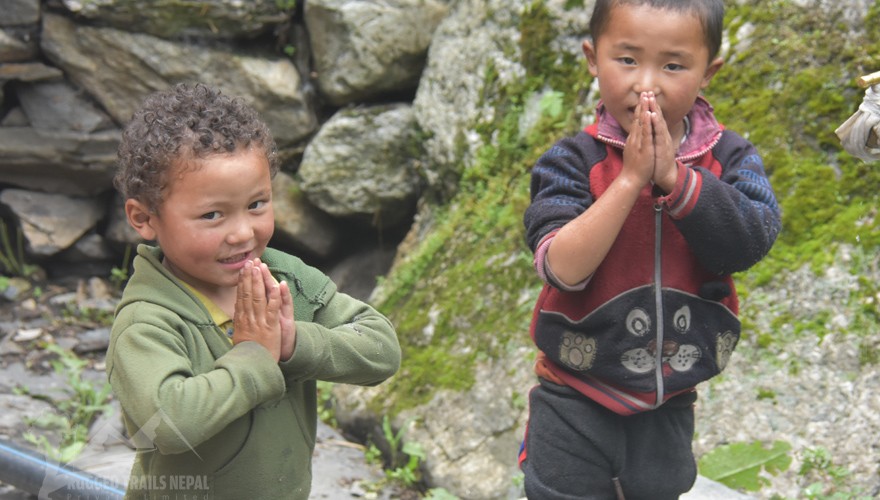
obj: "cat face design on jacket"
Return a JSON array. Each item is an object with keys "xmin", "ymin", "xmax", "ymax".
[{"xmin": 619, "ymin": 305, "xmax": 700, "ymax": 374}]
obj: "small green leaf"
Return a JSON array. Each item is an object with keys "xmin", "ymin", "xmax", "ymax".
[
  {"xmin": 538, "ymin": 91, "xmax": 565, "ymax": 119},
  {"xmin": 698, "ymin": 440, "xmax": 792, "ymax": 491},
  {"xmin": 58, "ymin": 441, "xmax": 86, "ymax": 463},
  {"xmin": 402, "ymin": 441, "xmax": 425, "ymax": 460},
  {"xmin": 424, "ymin": 488, "xmax": 460, "ymax": 500}
]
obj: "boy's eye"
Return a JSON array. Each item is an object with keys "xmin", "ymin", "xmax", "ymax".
[
  {"xmin": 665, "ymin": 63, "xmax": 685, "ymax": 71},
  {"xmin": 618, "ymin": 57, "xmax": 637, "ymax": 66},
  {"xmin": 201, "ymin": 211, "xmax": 220, "ymax": 220},
  {"xmin": 249, "ymin": 200, "xmax": 268, "ymax": 210}
]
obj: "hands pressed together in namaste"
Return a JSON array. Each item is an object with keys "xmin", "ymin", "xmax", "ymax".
[
  {"xmin": 232, "ymin": 258, "xmax": 296, "ymax": 362},
  {"xmin": 623, "ymin": 91, "xmax": 679, "ymax": 193}
]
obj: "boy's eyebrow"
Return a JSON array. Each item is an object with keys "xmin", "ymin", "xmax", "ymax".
[
  {"xmin": 611, "ymin": 42, "xmax": 695, "ymax": 61},
  {"xmin": 611, "ymin": 42, "xmax": 644, "ymax": 52},
  {"xmin": 660, "ymin": 50, "xmax": 695, "ymax": 61}
]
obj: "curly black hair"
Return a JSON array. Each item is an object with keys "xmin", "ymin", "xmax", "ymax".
[{"xmin": 114, "ymin": 82, "xmax": 279, "ymax": 212}]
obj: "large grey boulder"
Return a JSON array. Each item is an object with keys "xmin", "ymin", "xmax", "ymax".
[
  {"xmin": 297, "ymin": 103, "xmax": 422, "ymax": 227},
  {"xmin": 0, "ymin": 127, "xmax": 119, "ymax": 196},
  {"xmin": 58, "ymin": 0, "xmax": 289, "ymax": 39},
  {"xmin": 305, "ymin": 0, "xmax": 449, "ymax": 106},
  {"xmin": 1, "ymin": 0, "xmax": 40, "ymax": 26},
  {"xmin": 14, "ymin": 80, "xmax": 115, "ymax": 133},
  {"xmin": 0, "ymin": 28, "xmax": 40, "ymax": 62},
  {"xmin": 412, "ymin": 0, "xmax": 591, "ymax": 196},
  {"xmin": 411, "ymin": 0, "xmax": 523, "ymax": 194},
  {"xmin": 0, "ymin": 189, "xmax": 107, "ymax": 257},
  {"xmin": 39, "ymin": 13, "xmax": 317, "ymax": 154},
  {"xmin": 271, "ymin": 171, "xmax": 342, "ymax": 259}
]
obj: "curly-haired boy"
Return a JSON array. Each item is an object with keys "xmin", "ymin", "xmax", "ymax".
[{"xmin": 108, "ymin": 82, "xmax": 401, "ymax": 499}]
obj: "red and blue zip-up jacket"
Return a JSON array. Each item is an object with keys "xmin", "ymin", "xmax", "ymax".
[{"xmin": 523, "ymin": 97, "xmax": 781, "ymax": 415}]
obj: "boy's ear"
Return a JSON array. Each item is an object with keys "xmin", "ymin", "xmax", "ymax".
[
  {"xmin": 582, "ymin": 39, "xmax": 599, "ymax": 77},
  {"xmin": 701, "ymin": 57, "xmax": 725, "ymax": 88},
  {"xmin": 125, "ymin": 198, "xmax": 158, "ymax": 241}
]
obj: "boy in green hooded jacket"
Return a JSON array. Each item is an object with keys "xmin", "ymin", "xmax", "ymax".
[{"xmin": 107, "ymin": 82, "xmax": 401, "ymax": 499}]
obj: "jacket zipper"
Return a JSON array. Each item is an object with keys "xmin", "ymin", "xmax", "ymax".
[{"xmin": 653, "ymin": 203, "xmax": 665, "ymax": 408}]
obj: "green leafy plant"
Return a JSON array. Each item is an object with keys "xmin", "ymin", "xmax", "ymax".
[
  {"xmin": 362, "ymin": 415, "xmax": 426, "ymax": 491},
  {"xmin": 538, "ymin": 90, "xmax": 565, "ymax": 120},
  {"xmin": 21, "ymin": 343, "xmax": 113, "ymax": 463},
  {"xmin": 423, "ymin": 487, "xmax": 459, "ymax": 499},
  {"xmin": 110, "ymin": 244, "xmax": 133, "ymax": 290},
  {"xmin": 316, "ymin": 380, "xmax": 337, "ymax": 426},
  {"xmin": 382, "ymin": 415, "xmax": 424, "ymax": 487},
  {"xmin": 797, "ymin": 447, "xmax": 873, "ymax": 499},
  {"xmin": 0, "ymin": 219, "xmax": 38, "ymax": 279},
  {"xmin": 61, "ymin": 303, "xmax": 114, "ymax": 327},
  {"xmin": 364, "ymin": 442, "xmax": 383, "ymax": 465},
  {"xmin": 698, "ymin": 440, "xmax": 792, "ymax": 491}
]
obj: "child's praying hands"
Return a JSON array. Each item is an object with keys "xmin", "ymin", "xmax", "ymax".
[
  {"xmin": 643, "ymin": 92, "xmax": 679, "ymax": 193},
  {"xmin": 233, "ymin": 258, "xmax": 284, "ymax": 362}
]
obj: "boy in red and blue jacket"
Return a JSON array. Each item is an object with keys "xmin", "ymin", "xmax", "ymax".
[{"xmin": 519, "ymin": 1, "xmax": 781, "ymax": 498}]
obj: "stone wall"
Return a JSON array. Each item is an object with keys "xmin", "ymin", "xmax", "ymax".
[{"xmin": 0, "ymin": 0, "xmax": 449, "ymax": 297}]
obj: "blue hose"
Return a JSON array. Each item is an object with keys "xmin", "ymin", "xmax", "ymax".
[{"xmin": 0, "ymin": 438, "xmax": 125, "ymax": 499}]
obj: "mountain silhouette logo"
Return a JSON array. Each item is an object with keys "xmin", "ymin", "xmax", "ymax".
[{"xmin": 37, "ymin": 408, "xmax": 202, "ymax": 498}]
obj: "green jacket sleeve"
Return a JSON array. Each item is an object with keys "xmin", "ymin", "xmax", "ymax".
[
  {"xmin": 279, "ymin": 289, "xmax": 401, "ymax": 386},
  {"xmin": 109, "ymin": 303, "xmax": 286, "ymax": 455}
]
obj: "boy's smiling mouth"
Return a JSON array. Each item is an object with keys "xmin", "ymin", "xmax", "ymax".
[{"xmin": 219, "ymin": 252, "xmax": 251, "ymax": 265}]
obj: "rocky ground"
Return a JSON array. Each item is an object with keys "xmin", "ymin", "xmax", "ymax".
[
  {"xmin": 692, "ymin": 252, "xmax": 880, "ymax": 499},
  {"xmin": 0, "ymin": 262, "xmax": 877, "ymax": 499}
]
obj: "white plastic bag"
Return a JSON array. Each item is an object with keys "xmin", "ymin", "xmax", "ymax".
[{"xmin": 836, "ymin": 72, "xmax": 880, "ymax": 162}]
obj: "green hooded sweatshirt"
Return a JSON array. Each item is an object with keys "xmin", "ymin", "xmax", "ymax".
[{"xmin": 107, "ymin": 245, "xmax": 400, "ymax": 499}]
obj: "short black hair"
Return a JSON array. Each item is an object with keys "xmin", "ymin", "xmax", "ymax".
[
  {"xmin": 115, "ymin": 82, "xmax": 279, "ymax": 212},
  {"xmin": 589, "ymin": 0, "xmax": 725, "ymax": 61}
]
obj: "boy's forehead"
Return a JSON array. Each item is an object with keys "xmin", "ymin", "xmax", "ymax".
[
  {"xmin": 607, "ymin": 2, "xmax": 701, "ymax": 25},
  {"xmin": 601, "ymin": 3, "xmax": 703, "ymax": 31},
  {"xmin": 600, "ymin": 4, "xmax": 706, "ymax": 44}
]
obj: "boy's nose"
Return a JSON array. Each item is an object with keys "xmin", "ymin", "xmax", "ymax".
[
  {"xmin": 634, "ymin": 71, "xmax": 660, "ymax": 95},
  {"xmin": 227, "ymin": 218, "xmax": 255, "ymax": 244}
]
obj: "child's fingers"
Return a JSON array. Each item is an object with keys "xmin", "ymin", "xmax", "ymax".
[
  {"xmin": 250, "ymin": 258, "xmax": 267, "ymax": 305},
  {"xmin": 236, "ymin": 260, "xmax": 254, "ymax": 314},
  {"xmin": 257, "ymin": 261, "xmax": 281, "ymax": 322},
  {"xmin": 265, "ymin": 276, "xmax": 281, "ymax": 319},
  {"xmin": 632, "ymin": 95, "xmax": 644, "ymax": 131},
  {"xmin": 279, "ymin": 280, "xmax": 293, "ymax": 317},
  {"xmin": 232, "ymin": 260, "xmax": 282, "ymax": 360},
  {"xmin": 636, "ymin": 93, "xmax": 653, "ymax": 138},
  {"xmin": 646, "ymin": 95, "xmax": 664, "ymax": 133},
  {"xmin": 257, "ymin": 260, "xmax": 278, "ymax": 294},
  {"xmin": 233, "ymin": 260, "xmax": 257, "ymax": 345},
  {"xmin": 278, "ymin": 280, "xmax": 296, "ymax": 362},
  {"xmin": 643, "ymin": 108, "xmax": 654, "ymax": 143}
]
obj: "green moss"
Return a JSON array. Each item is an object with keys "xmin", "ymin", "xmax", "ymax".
[
  {"xmin": 711, "ymin": 1, "xmax": 880, "ymax": 348},
  {"xmin": 376, "ymin": 3, "xmax": 589, "ymax": 414},
  {"xmin": 377, "ymin": 0, "xmax": 880, "ymax": 414}
]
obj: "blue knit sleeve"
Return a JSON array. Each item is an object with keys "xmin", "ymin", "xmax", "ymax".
[
  {"xmin": 673, "ymin": 130, "xmax": 782, "ymax": 274},
  {"xmin": 523, "ymin": 132, "xmax": 607, "ymax": 253}
]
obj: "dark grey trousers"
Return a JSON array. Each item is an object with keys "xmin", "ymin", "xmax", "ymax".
[{"xmin": 520, "ymin": 379, "xmax": 698, "ymax": 500}]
